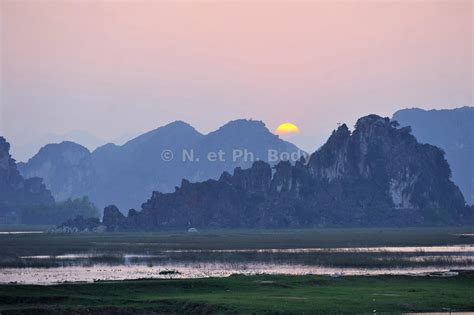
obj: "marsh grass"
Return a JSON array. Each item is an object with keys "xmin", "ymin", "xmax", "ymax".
[
  {"xmin": 1, "ymin": 227, "xmax": 473, "ymax": 269},
  {"xmin": 2, "ymin": 249, "xmax": 473, "ymax": 270}
]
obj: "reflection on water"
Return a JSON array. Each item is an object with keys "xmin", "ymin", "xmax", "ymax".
[
  {"xmin": 20, "ymin": 254, "xmax": 165, "ymax": 260},
  {"xmin": 163, "ymin": 245, "xmax": 474, "ymax": 253},
  {"xmin": 1, "ymin": 263, "xmax": 471, "ymax": 285},
  {"xmin": 3, "ymin": 245, "xmax": 474, "ymax": 284},
  {"xmin": 0, "ymin": 231, "xmax": 44, "ymax": 235},
  {"xmin": 18, "ymin": 245, "xmax": 474, "ymax": 260}
]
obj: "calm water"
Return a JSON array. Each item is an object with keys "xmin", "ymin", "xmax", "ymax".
[
  {"xmin": 2, "ymin": 245, "xmax": 474, "ymax": 284},
  {"xmin": 0, "ymin": 231, "xmax": 44, "ymax": 235},
  {"xmin": 162, "ymin": 245, "xmax": 474, "ymax": 253},
  {"xmin": 1, "ymin": 263, "xmax": 470, "ymax": 285}
]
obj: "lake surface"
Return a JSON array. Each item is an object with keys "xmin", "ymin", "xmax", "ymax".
[
  {"xmin": 2, "ymin": 263, "xmax": 470, "ymax": 285},
  {"xmin": 0, "ymin": 231, "xmax": 44, "ymax": 235},
  {"xmin": 2, "ymin": 245, "xmax": 474, "ymax": 284},
  {"xmin": 161, "ymin": 245, "xmax": 474, "ymax": 253},
  {"xmin": 1, "ymin": 228, "xmax": 473, "ymax": 285}
]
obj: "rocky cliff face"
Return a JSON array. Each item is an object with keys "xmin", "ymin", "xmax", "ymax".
[
  {"xmin": 103, "ymin": 115, "xmax": 470, "ymax": 230},
  {"xmin": 0, "ymin": 137, "xmax": 54, "ymax": 219},
  {"xmin": 18, "ymin": 141, "xmax": 95, "ymax": 201},
  {"xmin": 393, "ymin": 107, "xmax": 474, "ymax": 205},
  {"xmin": 307, "ymin": 115, "xmax": 464, "ymax": 212}
]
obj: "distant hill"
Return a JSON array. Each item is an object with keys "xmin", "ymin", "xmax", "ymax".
[
  {"xmin": 19, "ymin": 119, "xmax": 303, "ymax": 211},
  {"xmin": 393, "ymin": 107, "xmax": 473, "ymax": 204},
  {"xmin": 0, "ymin": 137, "xmax": 99, "ymax": 225},
  {"xmin": 11, "ymin": 130, "xmax": 106, "ymax": 163},
  {"xmin": 101, "ymin": 115, "xmax": 471, "ymax": 230},
  {"xmin": 0, "ymin": 137, "xmax": 54, "ymax": 223},
  {"xmin": 18, "ymin": 141, "xmax": 96, "ymax": 202}
]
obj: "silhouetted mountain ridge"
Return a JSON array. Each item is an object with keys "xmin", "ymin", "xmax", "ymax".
[
  {"xmin": 19, "ymin": 119, "xmax": 303, "ymax": 211},
  {"xmin": 101, "ymin": 114, "xmax": 471, "ymax": 230}
]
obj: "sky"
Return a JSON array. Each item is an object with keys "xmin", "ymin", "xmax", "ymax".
[{"xmin": 1, "ymin": 0, "xmax": 472, "ymax": 161}]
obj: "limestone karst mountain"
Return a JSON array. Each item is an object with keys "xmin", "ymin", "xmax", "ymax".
[
  {"xmin": 393, "ymin": 107, "xmax": 473, "ymax": 205},
  {"xmin": 102, "ymin": 115, "xmax": 471, "ymax": 230},
  {"xmin": 0, "ymin": 137, "xmax": 54, "ymax": 223},
  {"xmin": 19, "ymin": 119, "xmax": 302, "ymax": 211}
]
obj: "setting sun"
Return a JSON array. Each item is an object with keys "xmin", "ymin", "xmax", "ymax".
[{"xmin": 275, "ymin": 123, "xmax": 300, "ymax": 136}]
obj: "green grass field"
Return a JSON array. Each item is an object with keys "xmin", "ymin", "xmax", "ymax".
[{"xmin": 0, "ymin": 273, "xmax": 473, "ymax": 314}]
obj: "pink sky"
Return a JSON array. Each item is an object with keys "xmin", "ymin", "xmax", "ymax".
[{"xmin": 1, "ymin": 0, "xmax": 472, "ymax": 158}]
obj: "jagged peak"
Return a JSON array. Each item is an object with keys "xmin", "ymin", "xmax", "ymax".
[
  {"xmin": 219, "ymin": 171, "xmax": 232, "ymax": 182},
  {"xmin": 337, "ymin": 123, "xmax": 350, "ymax": 132},
  {"xmin": 233, "ymin": 166, "xmax": 243, "ymax": 176},
  {"xmin": 0, "ymin": 136, "xmax": 11, "ymax": 153},
  {"xmin": 274, "ymin": 159, "xmax": 292, "ymax": 170},
  {"xmin": 354, "ymin": 115, "xmax": 390, "ymax": 130},
  {"xmin": 331, "ymin": 123, "xmax": 351, "ymax": 137},
  {"xmin": 315, "ymin": 123, "xmax": 351, "ymax": 153},
  {"xmin": 181, "ymin": 178, "xmax": 191, "ymax": 188},
  {"xmin": 238, "ymin": 160, "xmax": 270, "ymax": 171}
]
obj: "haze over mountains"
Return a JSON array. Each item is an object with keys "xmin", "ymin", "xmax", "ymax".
[
  {"xmin": 0, "ymin": 137, "xmax": 54, "ymax": 222},
  {"xmin": 18, "ymin": 119, "xmax": 301, "ymax": 211},
  {"xmin": 10, "ymin": 130, "xmax": 137, "ymax": 163},
  {"xmin": 0, "ymin": 137, "xmax": 100, "ymax": 225},
  {"xmin": 3, "ymin": 108, "xmax": 473, "ymax": 228},
  {"xmin": 101, "ymin": 114, "xmax": 472, "ymax": 230},
  {"xmin": 393, "ymin": 107, "xmax": 473, "ymax": 205}
]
